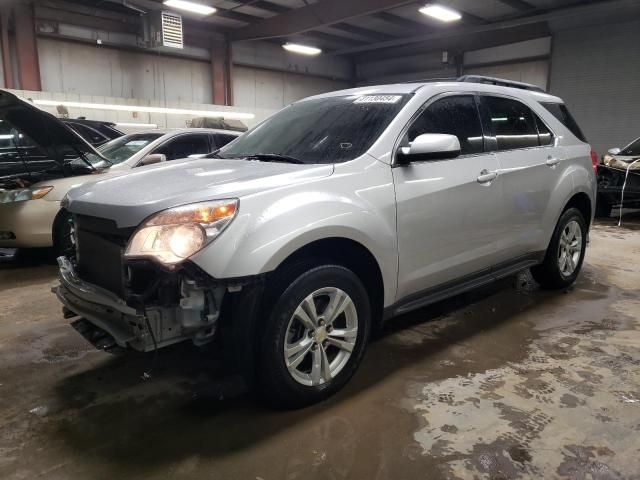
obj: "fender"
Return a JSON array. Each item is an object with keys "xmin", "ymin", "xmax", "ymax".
[{"xmin": 189, "ymin": 157, "xmax": 400, "ymax": 307}]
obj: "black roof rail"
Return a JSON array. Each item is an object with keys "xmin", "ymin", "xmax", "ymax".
[
  {"xmin": 402, "ymin": 77, "xmax": 459, "ymax": 84},
  {"xmin": 457, "ymin": 75, "xmax": 546, "ymax": 93}
]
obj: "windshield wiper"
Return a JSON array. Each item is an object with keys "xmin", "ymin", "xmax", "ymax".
[{"xmin": 242, "ymin": 153, "xmax": 304, "ymax": 164}]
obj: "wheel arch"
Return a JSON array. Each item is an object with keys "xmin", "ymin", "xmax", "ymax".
[{"xmin": 271, "ymin": 237, "xmax": 386, "ymax": 330}]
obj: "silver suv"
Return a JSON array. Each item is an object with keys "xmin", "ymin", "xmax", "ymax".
[{"xmin": 55, "ymin": 76, "xmax": 596, "ymax": 408}]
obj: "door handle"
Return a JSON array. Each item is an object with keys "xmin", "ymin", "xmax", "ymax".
[
  {"xmin": 546, "ymin": 156, "xmax": 560, "ymax": 167},
  {"xmin": 477, "ymin": 169, "xmax": 498, "ymax": 184}
]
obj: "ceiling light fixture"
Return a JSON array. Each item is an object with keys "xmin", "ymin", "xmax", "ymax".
[
  {"xmin": 163, "ymin": 0, "xmax": 216, "ymax": 16},
  {"xmin": 282, "ymin": 43, "xmax": 322, "ymax": 56},
  {"xmin": 419, "ymin": 4, "xmax": 462, "ymax": 22},
  {"xmin": 33, "ymin": 100, "xmax": 254, "ymax": 120}
]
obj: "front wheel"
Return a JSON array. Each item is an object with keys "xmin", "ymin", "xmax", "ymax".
[
  {"xmin": 257, "ymin": 264, "xmax": 371, "ymax": 409},
  {"xmin": 531, "ymin": 207, "xmax": 587, "ymax": 289}
]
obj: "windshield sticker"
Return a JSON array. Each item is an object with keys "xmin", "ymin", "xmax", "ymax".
[{"xmin": 354, "ymin": 95, "xmax": 402, "ymax": 104}]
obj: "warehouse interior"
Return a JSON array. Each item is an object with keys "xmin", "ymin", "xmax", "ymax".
[{"xmin": 1, "ymin": 0, "xmax": 640, "ymax": 478}]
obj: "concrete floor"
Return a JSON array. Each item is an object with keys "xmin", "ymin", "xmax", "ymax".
[{"xmin": 1, "ymin": 214, "xmax": 639, "ymax": 479}]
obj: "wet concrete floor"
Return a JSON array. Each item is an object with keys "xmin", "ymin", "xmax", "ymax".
[{"xmin": 1, "ymin": 214, "xmax": 639, "ymax": 479}]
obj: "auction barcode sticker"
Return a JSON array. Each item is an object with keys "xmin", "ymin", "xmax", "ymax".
[{"xmin": 354, "ymin": 95, "xmax": 402, "ymax": 104}]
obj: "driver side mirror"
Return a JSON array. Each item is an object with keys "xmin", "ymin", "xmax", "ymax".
[
  {"xmin": 138, "ymin": 153, "xmax": 166, "ymax": 166},
  {"xmin": 607, "ymin": 147, "xmax": 621, "ymax": 156},
  {"xmin": 397, "ymin": 134, "xmax": 461, "ymax": 164}
]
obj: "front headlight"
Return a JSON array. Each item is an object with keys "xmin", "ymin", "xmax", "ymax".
[
  {"xmin": 125, "ymin": 199, "xmax": 238, "ymax": 265},
  {"xmin": 0, "ymin": 186, "xmax": 53, "ymax": 204}
]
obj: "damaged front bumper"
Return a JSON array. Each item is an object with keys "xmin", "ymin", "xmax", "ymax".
[{"xmin": 54, "ymin": 256, "xmax": 225, "ymax": 352}]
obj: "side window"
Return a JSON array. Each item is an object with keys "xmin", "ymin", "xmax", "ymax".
[
  {"xmin": 66, "ymin": 123, "xmax": 107, "ymax": 145},
  {"xmin": 407, "ymin": 95, "xmax": 484, "ymax": 155},
  {"xmin": 214, "ymin": 134, "xmax": 238, "ymax": 148},
  {"xmin": 156, "ymin": 134, "xmax": 210, "ymax": 160},
  {"xmin": 535, "ymin": 115, "xmax": 553, "ymax": 146},
  {"xmin": 484, "ymin": 96, "xmax": 539, "ymax": 150}
]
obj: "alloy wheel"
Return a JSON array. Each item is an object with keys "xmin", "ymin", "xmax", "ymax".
[
  {"xmin": 283, "ymin": 287, "xmax": 358, "ymax": 386},
  {"xmin": 558, "ymin": 219, "xmax": 582, "ymax": 277}
]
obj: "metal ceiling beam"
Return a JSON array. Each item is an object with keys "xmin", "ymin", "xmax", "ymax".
[
  {"xmin": 331, "ymin": 22, "xmax": 396, "ymax": 41},
  {"xmin": 370, "ymin": 11, "xmax": 426, "ymax": 31},
  {"xmin": 229, "ymin": 0, "xmax": 417, "ymax": 41},
  {"xmin": 302, "ymin": 31, "xmax": 366, "ymax": 47},
  {"xmin": 334, "ymin": 0, "xmax": 640, "ymax": 55},
  {"xmin": 496, "ymin": 0, "xmax": 537, "ymax": 11}
]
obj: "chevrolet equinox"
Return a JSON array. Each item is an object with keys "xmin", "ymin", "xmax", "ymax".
[{"xmin": 55, "ymin": 76, "xmax": 597, "ymax": 408}]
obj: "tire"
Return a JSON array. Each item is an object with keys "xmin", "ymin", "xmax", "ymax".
[
  {"xmin": 256, "ymin": 264, "xmax": 371, "ymax": 409},
  {"xmin": 595, "ymin": 196, "xmax": 612, "ymax": 218},
  {"xmin": 531, "ymin": 207, "xmax": 587, "ymax": 289},
  {"xmin": 52, "ymin": 210, "xmax": 75, "ymax": 260}
]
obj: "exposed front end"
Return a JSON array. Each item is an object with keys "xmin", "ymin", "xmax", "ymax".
[{"xmin": 55, "ymin": 213, "xmax": 230, "ymax": 352}]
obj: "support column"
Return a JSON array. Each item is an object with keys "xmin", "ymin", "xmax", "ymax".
[
  {"xmin": 211, "ymin": 39, "xmax": 232, "ymax": 106},
  {"xmin": 13, "ymin": 3, "xmax": 41, "ymax": 91},
  {"xmin": 0, "ymin": 11, "xmax": 13, "ymax": 89}
]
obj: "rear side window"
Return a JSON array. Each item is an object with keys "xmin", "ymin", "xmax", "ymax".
[
  {"xmin": 484, "ymin": 96, "xmax": 539, "ymax": 150},
  {"xmin": 407, "ymin": 95, "xmax": 484, "ymax": 155},
  {"xmin": 541, "ymin": 102, "xmax": 587, "ymax": 143},
  {"xmin": 620, "ymin": 138, "xmax": 640, "ymax": 156}
]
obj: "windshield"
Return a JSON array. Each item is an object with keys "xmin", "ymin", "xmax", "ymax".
[
  {"xmin": 620, "ymin": 138, "xmax": 640, "ymax": 157},
  {"xmin": 219, "ymin": 94, "xmax": 410, "ymax": 164},
  {"xmin": 86, "ymin": 133, "xmax": 163, "ymax": 165}
]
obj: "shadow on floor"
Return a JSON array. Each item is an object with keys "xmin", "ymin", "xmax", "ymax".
[{"xmin": 47, "ymin": 272, "xmax": 595, "ymax": 472}]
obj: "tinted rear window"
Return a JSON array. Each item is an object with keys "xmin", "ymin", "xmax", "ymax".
[
  {"xmin": 484, "ymin": 96, "xmax": 539, "ymax": 150},
  {"xmin": 620, "ymin": 138, "xmax": 640, "ymax": 156},
  {"xmin": 541, "ymin": 102, "xmax": 586, "ymax": 143}
]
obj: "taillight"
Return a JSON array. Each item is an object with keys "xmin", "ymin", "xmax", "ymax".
[{"xmin": 590, "ymin": 148, "xmax": 598, "ymax": 172}]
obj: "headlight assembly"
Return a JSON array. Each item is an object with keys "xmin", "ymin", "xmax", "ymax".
[
  {"xmin": 125, "ymin": 199, "xmax": 238, "ymax": 265},
  {"xmin": 0, "ymin": 186, "xmax": 53, "ymax": 204}
]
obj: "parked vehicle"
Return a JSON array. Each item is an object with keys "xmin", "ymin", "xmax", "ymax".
[
  {"xmin": 55, "ymin": 77, "xmax": 596, "ymax": 408},
  {"xmin": 0, "ymin": 89, "xmax": 240, "ymax": 254},
  {"xmin": 63, "ymin": 118, "xmax": 124, "ymax": 146},
  {"xmin": 596, "ymin": 137, "xmax": 640, "ymax": 217}
]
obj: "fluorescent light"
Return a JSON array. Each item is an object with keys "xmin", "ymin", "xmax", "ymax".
[
  {"xmin": 163, "ymin": 0, "xmax": 216, "ymax": 15},
  {"xmin": 32, "ymin": 99, "xmax": 254, "ymax": 120},
  {"xmin": 116, "ymin": 122, "xmax": 159, "ymax": 129},
  {"xmin": 419, "ymin": 4, "xmax": 462, "ymax": 22},
  {"xmin": 282, "ymin": 43, "xmax": 322, "ymax": 56}
]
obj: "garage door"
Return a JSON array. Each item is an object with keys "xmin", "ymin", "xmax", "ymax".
[{"xmin": 464, "ymin": 60, "xmax": 550, "ymax": 91}]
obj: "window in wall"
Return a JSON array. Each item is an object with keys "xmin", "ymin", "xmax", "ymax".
[{"xmin": 406, "ymin": 95, "xmax": 484, "ymax": 155}]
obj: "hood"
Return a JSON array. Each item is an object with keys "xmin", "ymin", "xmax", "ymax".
[
  {"xmin": 65, "ymin": 157, "xmax": 334, "ymax": 227},
  {"xmin": 0, "ymin": 89, "xmax": 105, "ymax": 187}
]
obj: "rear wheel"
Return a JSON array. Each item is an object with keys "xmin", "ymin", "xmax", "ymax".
[
  {"xmin": 531, "ymin": 207, "xmax": 587, "ymax": 289},
  {"xmin": 256, "ymin": 264, "xmax": 371, "ymax": 409}
]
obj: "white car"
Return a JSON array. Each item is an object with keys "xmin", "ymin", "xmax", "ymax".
[
  {"xmin": 0, "ymin": 90, "xmax": 240, "ymax": 254},
  {"xmin": 55, "ymin": 76, "xmax": 596, "ymax": 408}
]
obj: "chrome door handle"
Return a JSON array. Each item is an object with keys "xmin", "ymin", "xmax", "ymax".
[
  {"xmin": 546, "ymin": 156, "xmax": 560, "ymax": 167},
  {"xmin": 477, "ymin": 169, "xmax": 498, "ymax": 184}
]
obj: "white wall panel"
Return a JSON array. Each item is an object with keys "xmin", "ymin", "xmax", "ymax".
[
  {"xmin": 37, "ymin": 38, "xmax": 213, "ymax": 104},
  {"xmin": 233, "ymin": 66, "xmax": 349, "ymax": 111},
  {"xmin": 464, "ymin": 60, "xmax": 549, "ymax": 90},
  {"xmin": 549, "ymin": 20, "xmax": 640, "ymax": 155}
]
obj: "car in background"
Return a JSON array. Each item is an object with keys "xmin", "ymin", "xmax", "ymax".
[
  {"xmin": 596, "ymin": 137, "xmax": 640, "ymax": 217},
  {"xmin": 63, "ymin": 118, "xmax": 124, "ymax": 146},
  {"xmin": 0, "ymin": 89, "xmax": 240, "ymax": 254}
]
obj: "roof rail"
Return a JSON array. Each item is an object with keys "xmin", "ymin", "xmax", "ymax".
[
  {"xmin": 402, "ymin": 77, "xmax": 459, "ymax": 84},
  {"xmin": 457, "ymin": 75, "xmax": 546, "ymax": 93}
]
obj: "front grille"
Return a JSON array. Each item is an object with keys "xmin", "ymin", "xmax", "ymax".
[{"xmin": 75, "ymin": 215, "xmax": 134, "ymax": 297}]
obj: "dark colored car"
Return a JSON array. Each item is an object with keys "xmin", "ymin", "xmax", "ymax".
[
  {"xmin": 63, "ymin": 119, "xmax": 124, "ymax": 146},
  {"xmin": 596, "ymin": 137, "xmax": 640, "ymax": 217}
]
